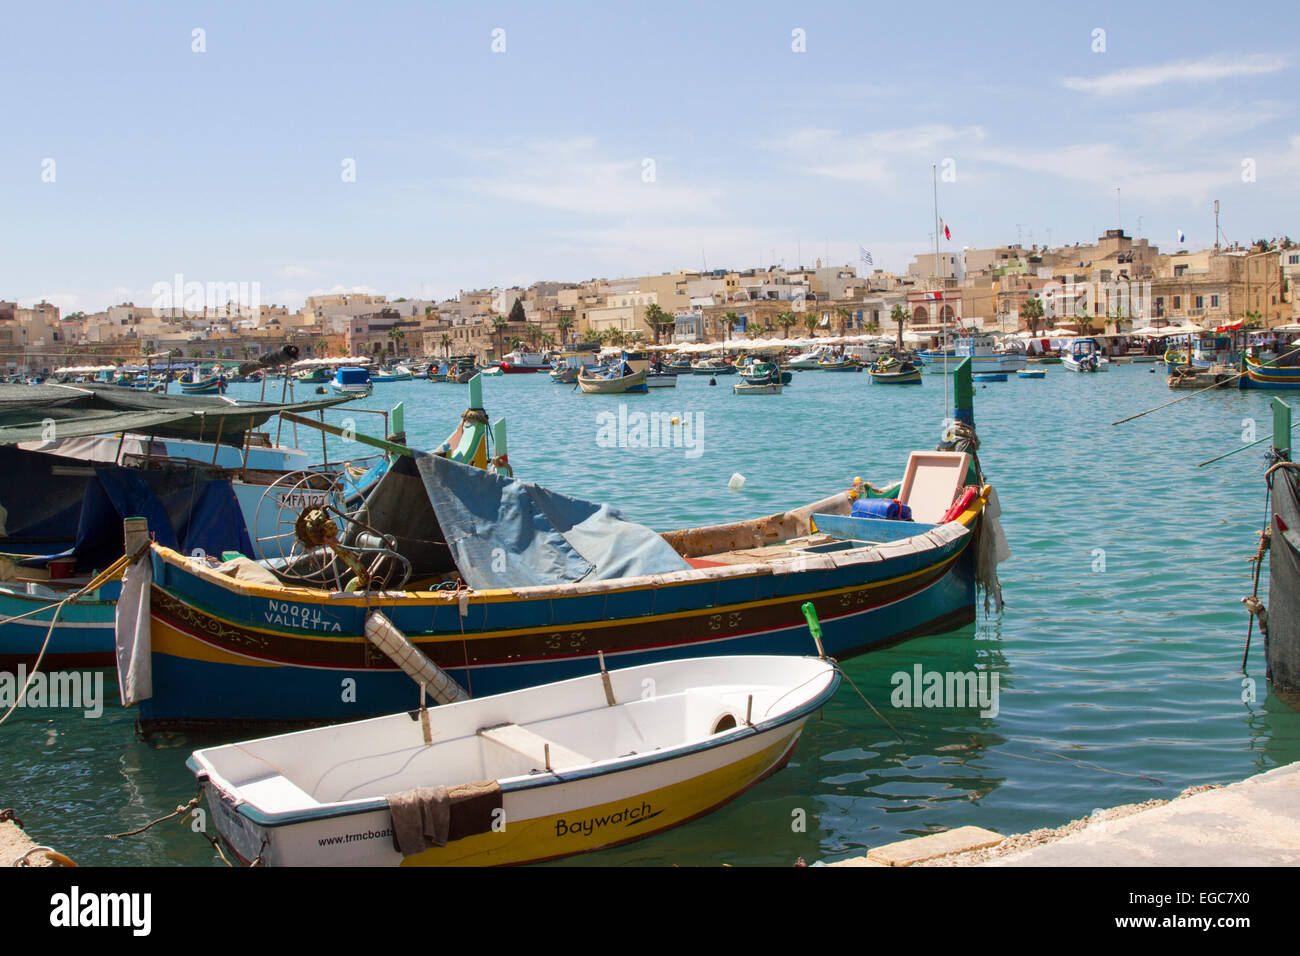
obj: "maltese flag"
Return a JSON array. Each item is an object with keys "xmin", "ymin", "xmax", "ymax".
[{"xmin": 940, "ymin": 219, "xmax": 951, "ymax": 241}]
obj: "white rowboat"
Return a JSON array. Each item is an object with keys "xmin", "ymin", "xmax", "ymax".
[{"xmin": 189, "ymin": 655, "xmax": 838, "ymax": 866}]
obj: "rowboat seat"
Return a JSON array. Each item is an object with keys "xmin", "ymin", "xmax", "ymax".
[
  {"xmin": 477, "ymin": 723, "xmax": 592, "ymax": 771},
  {"xmin": 238, "ymin": 773, "xmax": 319, "ymax": 812}
]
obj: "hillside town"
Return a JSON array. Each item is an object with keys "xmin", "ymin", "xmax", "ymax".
[{"xmin": 4, "ymin": 229, "xmax": 1297, "ymax": 375}]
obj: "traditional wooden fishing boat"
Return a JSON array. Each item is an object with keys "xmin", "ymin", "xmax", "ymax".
[
  {"xmin": 691, "ymin": 358, "xmax": 736, "ymax": 376},
  {"xmin": 180, "ymin": 368, "xmax": 227, "ymax": 395},
  {"xmin": 294, "ymin": 367, "xmax": 330, "ymax": 384},
  {"xmin": 1248, "ymin": 399, "xmax": 1300, "ymax": 696},
  {"xmin": 732, "ymin": 381, "xmax": 782, "ymax": 395},
  {"xmin": 1016, "ymin": 369, "xmax": 1046, "ymax": 380},
  {"xmin": 370, "ymin": 367, "xmax": 414, "ymax": 383},
  {"xmin": 187, "ymin": 654, "xmax": 838, "ymax": 866},
  {"xmin": 0, "ymin": 386, "xmax": 351, "ymax": 669},
  {"xmin": 577, "ymin": 361, "xmax": 647, "ymax": 394},
  {"xmin": 815, "ymin": 357, "xmax": 860, "ymax": 372},
  {"xmin": 739, "ymin": 358, "xmax": 791, "ymax": 386},
  {"xmin": 868, "ymin": 356, "xmax": 922, "ymax": 384},
  {"xmin": 1240, "ymin": 354, "xmax": 1300, "ymax": 390},
  {"xmin": 122, "ymin": 361, "xmax": 1005, "ymax": 726}
]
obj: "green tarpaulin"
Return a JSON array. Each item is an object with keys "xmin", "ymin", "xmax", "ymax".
[{"xmin": 0, "ymin": 384, "xmax": 355, "ymax": 447}]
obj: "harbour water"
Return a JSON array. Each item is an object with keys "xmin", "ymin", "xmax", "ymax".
[{"xmin": 3, "ymin": 363, "xmax": 1298, "ymax": 866}]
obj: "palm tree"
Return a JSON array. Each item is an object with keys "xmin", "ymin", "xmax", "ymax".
[
  {"xmin": 316, "ymin": 338, "xmax": 328, "ymax": 357},
  {"xmin": 1019, "ymin": 297, "xmax": 1045, "ymax": 336},
  {"xmin": 835, "ymin": 306, "xmax": 853, "ymax": 336},
  {"xmin": 745, "ymin": 323, "xmax": 765, "ymax": 341},
  {"xmin": 582, "ymin": 327, "xmax": 602, "ymax": 344},
  {"xmin": 643, "ymin": 303, "xmax": 674, "ymax": 346},
  {"xmin": 775, "ymin": 311, "xmax": 797, "ymax": 339},
  {"xmin": 490, "ymin": 313, "xmax": 508, "ymax": 360},
  {"xmin": 803, "ymin": 313, "xmax": 819, "ymax": 338},
  {"xmin": 523, "ymin": 323, "xmax": 542, "ymax": 348},
  {"xmin": 387, "ymin": 327, "xmax": 406, "ymax": 356},
  {"xmin": 890, "ymin": 304, "xmax": 908, "ymax": 350},
  {"xmin": 722, "ymin": 311, "xmax": 740, "ymax": 342},
  {"xmin": 556, "ymin": 314, "xmax": 574, "ymax": 345},
  {"xmin": 439, "ymin": 333, "xmax": 452, "ymax": 357}
]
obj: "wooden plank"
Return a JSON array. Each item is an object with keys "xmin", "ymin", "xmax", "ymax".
[
  {"xmin": 1274, "ymin": 397, "xmax": 1293, "ymax": 453},
  {"xmin": 477, "ymin": 723, "xmax": 591, "ymax": 770},
  {"xmin": 278, "ymin": 411, "xmax": 412, "ymax": 458}
]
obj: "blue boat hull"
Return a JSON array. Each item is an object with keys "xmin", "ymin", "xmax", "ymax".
[
  {"xmin": 0, "ymin": 581, "xmax": 120, "ymax": 669},
  {"xmin": 137, "ymin": 518, "xmax": 981, "ymax": 725}
]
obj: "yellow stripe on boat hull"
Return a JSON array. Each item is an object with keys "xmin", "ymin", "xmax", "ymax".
[{"xmin": 397, "ymin": 730, "xmax": 801, "ymax": 866}]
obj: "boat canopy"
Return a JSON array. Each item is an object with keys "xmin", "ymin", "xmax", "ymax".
[
  {"xmin": 362, "ymin": 453, "xmax": 692, "ymax": 590},
  {"xmin": 0, "ymin": 384, "xmax": 352, "ymax": 447},
  {"xmin": 335, "ymin": 367, "xmax": 371, "ymax": 385},
  {"xmin": 0, "ymin": 444, "xmax": 253, "ymax": 569}
]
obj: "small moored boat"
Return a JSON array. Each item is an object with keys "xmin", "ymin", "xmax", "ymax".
[
  {"xmin": 331, "ymin": 366, "xmax": 374, "ymax": 396},
  {"xmin": 868, "ymin": 356, "xmax": 922, "ymax": 385},
  {"xmin": 188, "ymin": 654, "xmax": 839, "ymax": 866},
  {"xmin": 1016, "ymin": 369, "xmax": 1046, "ymax": 379}
]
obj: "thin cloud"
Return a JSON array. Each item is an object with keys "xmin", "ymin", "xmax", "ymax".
[{"xmin": 1064, "ymin": 53, "xmax": 1288, "ymax": 95}]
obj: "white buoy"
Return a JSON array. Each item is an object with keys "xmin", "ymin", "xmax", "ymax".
[{"xmin": 728, "ymin": 472, "xmax": 746, "ymax": 491}]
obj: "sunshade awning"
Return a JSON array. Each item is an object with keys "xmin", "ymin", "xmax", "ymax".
[{"xmin": 0, "ymin": 384, "xmax": 355, "ymax": 447}]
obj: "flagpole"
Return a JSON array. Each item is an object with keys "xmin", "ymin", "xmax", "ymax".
[{"xmin": 934, "ymin": 163, "xmax": 947, "ymax": 421}]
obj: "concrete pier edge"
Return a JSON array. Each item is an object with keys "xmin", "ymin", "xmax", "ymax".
[
  {"xmin": 1, "ymin": 810, "xmax": 57, "ymax": 867},
  {"xmin": 827, "ymin": 762, "xmax": 1300, "ymax": 868}
]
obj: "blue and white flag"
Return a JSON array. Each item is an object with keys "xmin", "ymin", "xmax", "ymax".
[
  {"xmin": 1177, "ymin": 230, "xmax": 1185, "ymax": 243},
  {"xmin": 860, "ymin": 246, "xmax": 873, "ymax": 267}
]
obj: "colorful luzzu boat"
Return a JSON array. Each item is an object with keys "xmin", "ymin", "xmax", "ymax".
[
  {"xmin": 123, "ymin": 361, "xmax": 1004, "ymax": 727},
  {"xmin": 188, "ymin": 654, "xmax": 838, "ymax": 866},
  {"xmin": 1240, "ymin": 354, "xmax": 1300, "ymax": 390},
  {"xmin": 179, "ymin": 368, "xmax": 227, "ymax": 395},
  {"xmin": 868, "ymin": 356, "xmax": 922, "ymax": 384}
]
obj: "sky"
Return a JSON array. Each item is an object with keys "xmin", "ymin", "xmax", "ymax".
[{"xmin": 2, "ymin": 0, "xmax": 1297, "ymax": 314}]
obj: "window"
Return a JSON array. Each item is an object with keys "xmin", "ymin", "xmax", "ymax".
[
  {"xmin": 1194, "ymin": 296, "xmax": 1203, "ymax": 309},
  {"xmin": 1173, "ymin": 296, "xmax": 1181, "ymax": 310},
  {"xmin": 1211, "ymin": 295, "xmax": 1219, "ymax": 308}
]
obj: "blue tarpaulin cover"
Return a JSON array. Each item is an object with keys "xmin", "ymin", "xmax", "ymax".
[{"xmin": 416, "ymin": 452, "xmax": 689, "ymax": 590}]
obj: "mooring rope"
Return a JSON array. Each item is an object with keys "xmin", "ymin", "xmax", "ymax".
[{"xmin": 0, "ymin": 550, "xmax": 137, "ymax": 729}]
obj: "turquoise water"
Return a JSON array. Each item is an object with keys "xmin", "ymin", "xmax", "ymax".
[{"xmin": 3, "ymin": 364, "xmax": 1297, "ymax": 867}]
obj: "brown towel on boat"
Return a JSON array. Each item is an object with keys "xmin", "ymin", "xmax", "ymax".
[{"xmin": 387, "ymin": 781, "xmax": 504, "ymax": 856}]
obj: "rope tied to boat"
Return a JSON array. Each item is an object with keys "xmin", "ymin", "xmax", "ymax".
[
  {"xmin": 99, "ymin": 791, "xmax": 202, "ymax": 840},
  {"xmin": 0, "ymin": 549, "xmax": 139, "ymax": 729}
]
